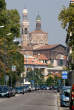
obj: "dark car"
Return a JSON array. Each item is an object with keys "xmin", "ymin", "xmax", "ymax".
[
  {"xmin": 0, "ymin": 85, "xmax": 12, "ymax": 98},
  {"xmin": 40, "ymin": 85, "xmax": 48, "ymax": 90},
  {"xmin": 10, "ymin": 87, "xmax": 16, "ymax": 96},
  {"xmin": 15, "ymin": 86, "xmax": 24, "ymax": 94},
  {"xmin": 60, "ymin": 86, "xmax": 71, "ymax": 107}
]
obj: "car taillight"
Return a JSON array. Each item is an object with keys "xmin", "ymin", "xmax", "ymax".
[
  {"xmin": 72, "ymin": 105, "xmax": 74, "ymax": 110},
  {"xmin": 72, "ymin": 92, "xmax": 74, "ymax": 100},
  {"xmin": 72, "ymin": 92, "xmax": 74, "ymax": 95}
]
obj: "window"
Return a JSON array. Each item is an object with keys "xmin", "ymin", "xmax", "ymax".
[
  {"xmin": 51, "ymin": 59, "xmax": 54, "ymax": 64},
  {"xmin": 24, "ymin": 28, "xmax": 28, "ymax": 34},
  {"xmin": 58, "ymin": 59, "xmax": 64, "ymax": 66}
]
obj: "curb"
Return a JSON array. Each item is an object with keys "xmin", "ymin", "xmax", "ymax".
[{"xmin": 57, "ymin": 93, "xmax": 61, "ymax": 110}]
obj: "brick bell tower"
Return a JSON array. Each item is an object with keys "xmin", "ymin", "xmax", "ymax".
[{"xmin": 21, "ymin": 8, "xmax": 30, "ymax": 47}]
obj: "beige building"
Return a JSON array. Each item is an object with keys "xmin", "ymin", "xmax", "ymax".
[{"xmin": 21, "ymin": 8, "xmax": 48, "ymax": 50}]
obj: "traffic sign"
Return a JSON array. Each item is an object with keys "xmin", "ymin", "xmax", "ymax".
[
  {"xmin": 12, "ymin": 65, "xmax": 16, "ymax": 71},
  {"xmin": 62, "ymin": 71, "xmax": 68, "ymax": 79}
]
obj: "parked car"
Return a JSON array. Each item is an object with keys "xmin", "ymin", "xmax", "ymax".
[
  {"xmin": 60, "ymin": 86, "xmax": 71, "ymax": 107},
  {"xmin": 70, "ymin": 84, "xmax": 74, "ymax": 110},
  {"xmin": 0, "ymin": 85, "xmax": 12, "ymax": 98},
  {"xmin": 24, "ymin": 85, "xmax": 32, "ymax": 92},
  {"xmin": 15, "ymin": 86, "xmax": 24, "ymax": 94},
  {"xmin": 10, "ymin": 87, "xmax": 16, "ymax": 96},
  {"xmin": 40, "ymin": 85, "xmax": 48, "ymax": 90}
]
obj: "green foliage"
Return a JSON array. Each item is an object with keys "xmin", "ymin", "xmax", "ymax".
[
  {"xmin": 26, "ymin": 69, "xmax": 44, "ymax": 85},
  {"xmin": 0, "ymin": 0, "xmax": 24, "ymax": 86},
  {"xmin": 0, "ymin": 0, "xmax": 6, "ymax": 10},
  {"xmin": 72, "ymin": 51, "xmax": 74, "ymax": 59},
  {"xmin": 58, "ymin": 5, "xmax": 74, "ymax": 44},
  {"xmin": 58, "ymin": 6, "xmax": 74, "ymax": 30},
  {"xmin": 46, "ymin": 76, "xmax": 54, "ymax": 86},
  {"xmin": 58, "ymin": 3, "xmax": 74, "ymax": 70}
]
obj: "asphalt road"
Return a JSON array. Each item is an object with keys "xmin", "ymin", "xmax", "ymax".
[{"xmin": 0, "ymin": 90, "xmax": 58, "ymax": 110}]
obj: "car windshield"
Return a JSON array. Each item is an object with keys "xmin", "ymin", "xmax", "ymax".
[
  {"xmin": 2, "ymin": 87, "xmax": 9, "ymax": 92},
  {"xmin": 16, "ymin": 87, "xmax": 23, "ymax": 90},
  {"xmin": 0, "ymin": 86, "xmax": 2, "ymax": 91}
]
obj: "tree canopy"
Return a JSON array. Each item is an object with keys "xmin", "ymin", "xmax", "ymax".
[
  {"xmin": 0, "ymin": 0, "xmax": 24, "ymax": 86},
  {"xmin": 58, "ymin": 4, "xmax": 74, "ymax": 45},
  {"xmin": 58, "ymin": 3, "xmax": 74, "ymax": 70},
  {"xmin": 0, "ymin": 0, "xmax": 6, "ymax": 10}
]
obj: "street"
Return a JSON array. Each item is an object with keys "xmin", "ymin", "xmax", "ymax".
[{"xmin": 0, "ymin": 90, "xmax": 58, "ymax": 110}]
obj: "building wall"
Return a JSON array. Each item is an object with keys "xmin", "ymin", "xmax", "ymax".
[
  {"xmin": 33, "ymin": 45, "xmax": 67, "ymax": 67},
  {"xmin": 30, "ymin": 33, "xmax": 48, "ymax": 48},
  {"xmin": 20, "ymin": 50, "xmax": 33, "ymax": 56}
]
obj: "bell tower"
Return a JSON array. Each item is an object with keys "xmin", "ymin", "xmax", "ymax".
[
  {"xmin": 21, "ymin": 8, "xmax": 30, "ymax": 47},
  {"xmin": 36, "ymin": 14, "xmax": 41, "ymax": 30}
]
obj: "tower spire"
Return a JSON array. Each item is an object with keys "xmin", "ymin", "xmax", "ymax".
[{"xmin": 36, "ymin": 14, "xmax": 41, "ymax": 30}]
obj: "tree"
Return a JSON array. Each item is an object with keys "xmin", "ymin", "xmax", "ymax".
[
  {"xmin": 0, "ymin": 0, "xmax": 6, "ymax": 10},
  {"xmin": 0, "ymin": 0, "xmax": 24, "ymax": 86},
  {"xmin": 26, "ymin": 69, "xmax": 44, "ymax": 86},
  {"xmin": 58, "ymin": 3, "xmax": 74, "ymax": 70},
  {"xmin": 46, "ymin": 76, "xmax": 54, "ymax": 86},
  {"xmin": 58, "ymin": 4, "xmax": 74, "ymax": 46}
]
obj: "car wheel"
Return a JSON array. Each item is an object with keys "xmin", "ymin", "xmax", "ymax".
[
  {"xmin": 8, "ymin": 94, "xmax": 10, "ymax": 98},
  {"xmin": 60, "ymin": 102, "xmax": 63, "ymax": 107}
]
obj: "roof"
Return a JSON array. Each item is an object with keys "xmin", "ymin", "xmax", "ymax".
[
  {"xmin": 34, "ymin": 54, "xmax": 48, "ymax": 60},
  {"xmin": 33, "ymin": 44, "xmax": 58, "ymax": 50},
  {"xmin": 71, "ymin": 0, "xmax": 74, "ymax": 1},
  {"xmin": 70, "ymin": 0, "xmax": 74, "ymax": 3},
  {"xmin": 36, "ymin": 14, "xmax": 41, "ymax": 21},
  {"xmin": 33, "ymin": 44, "xmax": 66, "ymax": 50},
  {"xmin": 30, "ymin": 30, "xmax": 48, "ymax": 34},
  {"xmin": 24, "ymin": 56, "xmax": 47, "ymax": 66}
]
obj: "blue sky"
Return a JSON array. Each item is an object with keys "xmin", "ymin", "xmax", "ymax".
[{"xmin": 6, "ymin": 0, "xmax": 70, "ymax": 45}]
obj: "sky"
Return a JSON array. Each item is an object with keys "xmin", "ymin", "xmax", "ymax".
[{"xmin": 6, "ymin": 0, "xmax": 70, "ymax": 45}]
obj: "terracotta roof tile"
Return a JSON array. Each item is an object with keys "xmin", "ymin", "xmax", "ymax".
[
  {"xmin": 70, "ymin": 0, "xmax": 74, "ymax": 3},
  {"xmin": 34, "ymin": 54, "xmax": 48, "ymax": 60},
  {"xmin": 24, "ymin": 56, "xmax": 47, "ymax": 66}
]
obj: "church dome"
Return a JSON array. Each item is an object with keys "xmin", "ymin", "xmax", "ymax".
[
  {"xmin": 36, "ymin": 14, "xmax": 41, "ymax": 22},
  {"xmin": 23, "ymin": 8, "xmax": 28, "ymax": 16}
]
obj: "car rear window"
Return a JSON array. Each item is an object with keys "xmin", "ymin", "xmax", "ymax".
[{"xmin": 63, "ymin": 89, "xmax": 70, "ymax": 97}]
